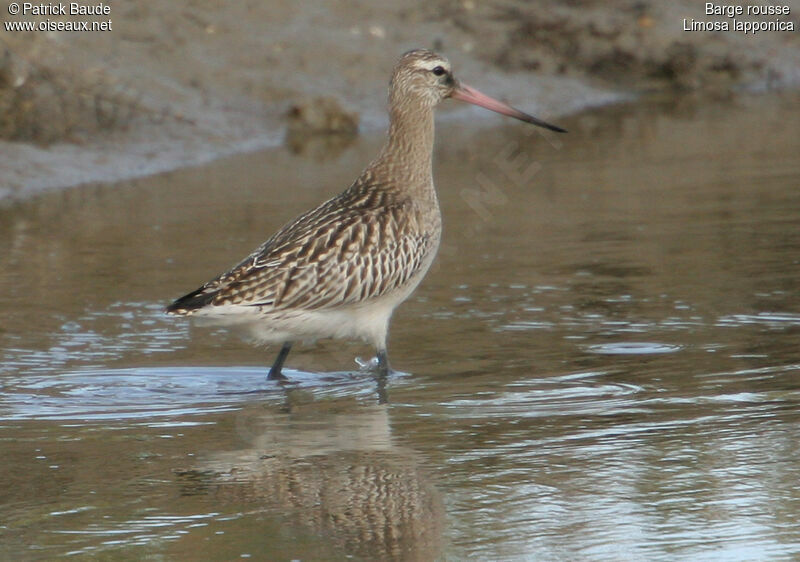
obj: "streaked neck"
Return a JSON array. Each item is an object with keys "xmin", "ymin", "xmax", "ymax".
[{"xmin": 374, "ymin": 98, "xmax": 435, "ymax": 189}]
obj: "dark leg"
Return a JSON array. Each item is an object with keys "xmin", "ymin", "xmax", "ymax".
[
  {"xmin": 268, "ymin": 342, "xmax": 292, "ymax": 381},
  {"xmin": 376, "ymin": 349, "xmax": 390, "ymax": 377},
  {"xmin": 375, "ymin": 349, "xmax": 390, "ymax": 404}
]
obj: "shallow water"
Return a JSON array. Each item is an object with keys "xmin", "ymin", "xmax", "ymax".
[{"xmin": 2, "ymin": 93, "xmax": 800, "ymax": 560}]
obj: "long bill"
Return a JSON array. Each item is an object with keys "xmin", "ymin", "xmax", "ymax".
[{"xmin": 450, "ymin": 82, "xmax": 566, "ymax": 133}]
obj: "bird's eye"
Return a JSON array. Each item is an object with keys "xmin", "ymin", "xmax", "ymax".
[{"xmin": 432, "ymin": 66, "xmax": 446, "ymax": 76}]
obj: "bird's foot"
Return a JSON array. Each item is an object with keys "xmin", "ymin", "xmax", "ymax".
[
  {"xmin": 355, "ymin": 354, "xmax": 391, "ymax": 377},
  {"xmin": 355, "ymin": 356, "xmax": 380, "ymax": 371},
  {"xmin": 267, "ymin": 368, "xmax": 289, "ymax": 382}
]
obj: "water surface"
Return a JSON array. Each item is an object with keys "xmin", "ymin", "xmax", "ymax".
[{"xmin": 2, "ymin": 93, "xmax": 800, "ymax": 560}]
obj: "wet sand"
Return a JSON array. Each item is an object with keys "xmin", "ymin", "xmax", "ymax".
[
  {"xmin": 2, "ymin": 0, "xmax": 799, "ymax": 198},
  {"xmin": 1, "ymin": 93, "xmax": 799, "ymax": 559}
]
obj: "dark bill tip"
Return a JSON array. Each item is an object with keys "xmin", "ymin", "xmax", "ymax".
[{"xmin": 451, "ymin": 83, "xmax": 567, "ymax": 133}]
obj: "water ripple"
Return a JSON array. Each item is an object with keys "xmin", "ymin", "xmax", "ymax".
[
  {"xmin": 0, "ymin": 302, "xmax": 188, "ymax": 376},
  {"xmin": 585, "ymin": 342, "xmax": 682, "ymax": 355},
  {"xmin": 716, "ymin": 312, "xmax": 800, "ymax": 328},
  {"xmin": 0, "ymin": 366, "xmax": 396, "ymax": 422}
]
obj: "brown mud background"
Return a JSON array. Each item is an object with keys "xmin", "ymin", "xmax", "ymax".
[{"xmin": 1, "ymin": 0, "xmax": 798, "ymax": 198}]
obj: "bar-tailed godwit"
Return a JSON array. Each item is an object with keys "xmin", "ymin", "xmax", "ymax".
[{"xmin": 166, "ymin": 49, "xmax": 565, "ymax": 380}]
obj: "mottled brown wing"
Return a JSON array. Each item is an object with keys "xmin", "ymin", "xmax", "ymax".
[{"xmin": 168, "ymin": 189, "xmax": 437, "ymax": 314}]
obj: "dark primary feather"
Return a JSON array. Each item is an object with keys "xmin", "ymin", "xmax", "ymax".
[{"xmin": 165, "ymin": 285, "xmax": 217, "ymax": 313}]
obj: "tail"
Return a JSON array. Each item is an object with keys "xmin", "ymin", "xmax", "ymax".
[{"xmin": 165, "ymin": 286, "xmax": 218, "ymax": 315}]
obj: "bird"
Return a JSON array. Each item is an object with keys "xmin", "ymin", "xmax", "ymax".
[{"xmin": 166, "ymin": 49, "xmax": 565, "ymax": 381}]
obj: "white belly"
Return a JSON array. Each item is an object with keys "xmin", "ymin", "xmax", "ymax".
[{"xmin": 191, "ymin": 265, "xmax": 431, "ymax": 349}]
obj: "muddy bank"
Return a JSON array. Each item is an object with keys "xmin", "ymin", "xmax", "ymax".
[
  {"xmin": 437, "ymin": 0, "xmax": 800, "ymax": 92},
  {"xmin": 0, "ymin": 0, "xmax": 798, "ymax": 200}
]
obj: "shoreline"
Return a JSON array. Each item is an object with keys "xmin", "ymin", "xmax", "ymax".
[
  {"xmin": 0, "ymin": 70, "xmax": 626, "ymax": 204},
  {"xmin": 1, "ymin": 0, "xmax": 798, "ymax": 203}
]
